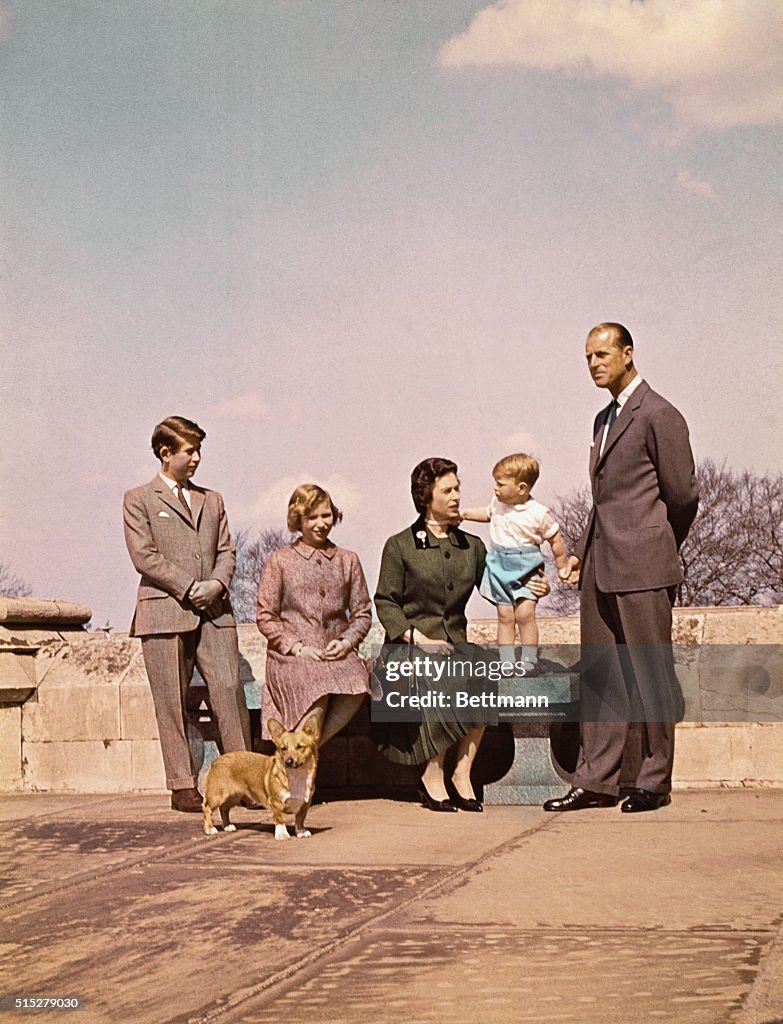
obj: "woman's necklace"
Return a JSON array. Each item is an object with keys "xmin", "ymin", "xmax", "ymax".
[{"xmin": 425, "ymin": 518, "xmax": 449, "ymax": 538}]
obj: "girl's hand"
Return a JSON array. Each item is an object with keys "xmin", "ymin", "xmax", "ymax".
[{"xmin": 296, "ymin": 645, "xmax": 324, "ymax": 661}]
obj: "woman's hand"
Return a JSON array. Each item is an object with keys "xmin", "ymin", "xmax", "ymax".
[
  {"xmin": 526, "ymin": 570, "xmax": 551, "ymax": 599},
  {"xmin": 323, "ymin": 638, "xmax": 352, "ymax": 661},
  {"xmin": 411, "ymin": 630, "xmax": 453, "ymax": 656}
]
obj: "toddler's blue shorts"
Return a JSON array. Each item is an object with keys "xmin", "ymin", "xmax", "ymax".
[{"xmin": 479, "ymin": 544, "xmax": 545, "ymax": 606}]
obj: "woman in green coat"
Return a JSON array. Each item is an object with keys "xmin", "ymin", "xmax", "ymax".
[{"xmin": 374, "ymin": 457, "xmax": 546, "ymax": 812}]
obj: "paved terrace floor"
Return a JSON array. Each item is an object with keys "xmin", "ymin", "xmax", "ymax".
[{"xmin": 1, "ymin": 791, "xmax": 782, "ymax": 1024}]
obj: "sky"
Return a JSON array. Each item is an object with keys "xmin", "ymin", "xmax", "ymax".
[{"xmin": 1, "ymin": 0, "xmax": 782, "ymax": 630}]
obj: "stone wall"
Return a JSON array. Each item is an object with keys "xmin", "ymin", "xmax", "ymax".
[
  {"xmin": 538, "ymin": 606, "xmax": 783, "ymax": 790},
  {"xmin": 1, "ymin": 598, "xmax": 782, "ymax": 795}
]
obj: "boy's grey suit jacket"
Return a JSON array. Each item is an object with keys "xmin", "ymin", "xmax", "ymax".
[
  {"xmin": 123, "ymin": 476, "xmax": 237, "ymax": 636},
  {"xmin": 574, "ymin": 380, "xmax": 699, "ymax": 595}
]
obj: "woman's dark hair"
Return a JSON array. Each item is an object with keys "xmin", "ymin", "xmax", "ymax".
[{"xmin": 410, "ymin": 458, "xmax": 458, "ymax": 515}]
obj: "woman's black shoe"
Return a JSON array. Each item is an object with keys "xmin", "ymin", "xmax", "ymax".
[
  {"xmin": 448, "ymin": 784, "xmax": 483, "ymax": 812},
  {"xmin": 418, "ymin": 785, "xmax": 457, "ymax": 812}
]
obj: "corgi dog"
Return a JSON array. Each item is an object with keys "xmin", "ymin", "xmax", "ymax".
[{"xmin": 202, "ymin": 713, "xmax": 320, "ymax": 840}]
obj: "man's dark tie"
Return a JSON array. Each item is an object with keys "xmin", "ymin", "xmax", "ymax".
[
  {"xmin": 175, "ymin": 482, "xmax": 192, "ymax": 520},
  {"xmin": 605, "ymin": 399, "xmax": 619, "ymax": 432},
  {"xmin": 598, "ymin": 399, "xmax": 620, "ymax": 457}
]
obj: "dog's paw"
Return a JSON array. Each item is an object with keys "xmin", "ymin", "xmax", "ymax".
[
  {"xmin": 294, "ymin": 828, "xmax": 312, "ymax": 839},
  {"xmin": 224, "ymin": 824, "xmax": 237, "ymax": 832},
  {"xmin": 204, "ymin": 827, "xmax": 218, "ymax": 836},
  {"xmin": 274, "ymin": 824, "xmax": 290, "ymax": 841}
]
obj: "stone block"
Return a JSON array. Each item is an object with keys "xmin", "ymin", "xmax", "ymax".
[
  {"xmin": 497, "ymin": 671, "xmax": 578, "ymax": 713},
  {"xmin": 672, "ymin": 724, "xmax": 754, "ymax": 785},
  {"xmin": 0, "ymin": 650, "xmax": 37, "ymax": 702},
  {"xmin": 23, "ymin": 739, "xmax": 133, "ymax": 792},
  {"xmin": 120, "ymin": 682, "xmax": 160, "ymax": 739},
  {"xmin": 672, "ymin": 611, "xmax": 705, "ymax": 644},
  {"xmin": 701, "ymin": 606, "xmax": 783, "ymax": 645},
  {"xmin": 131, "ymin": 740, "xmax": 167, "ymax": 790},
  {"xmin": 675, "ymin": 652, "xmax": 703, "ymax": 723},
  {"xmin": 485, "ymin": 721, "xmax": 568, "ymax": 805},
  {"xmin": 23, "ymin": 684, "xmax": 120, "ymax": 742},
  {"xmin": 467, "ymin": 620, "xmax": 499, "ymax": 645},
  {"xmin": 117, "ymin": 648, "xmax": 150, "ymax": 686},
  {"xmin": 696, "ymin": 645, "xmax": 783, "ymax": 724},
  {"xmin": 41, "ymin": 632, "xmax": 134, "ymax": 687},
  {"xmin": 750, "ymin": 723, "xmax": 783, "ymax": 783},
  {"xmin": 0, "ymin": 597, "xmax": 91, "ymax": 624},
  {"xmin": 537, "ymin": 617, "xmax": 580, "ymax": 645},
  {"xmin": 0, "ymin": 706, "xmax": 22, "ymax": 788}
]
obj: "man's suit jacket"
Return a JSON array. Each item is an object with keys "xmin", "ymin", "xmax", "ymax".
[
  {"xmin": 574, "ymin": 381, "xmax": 699, "ymax": 594},
  {"xmin": 123, "ymin": 476, "xmax": 237, "ymax": 637}
]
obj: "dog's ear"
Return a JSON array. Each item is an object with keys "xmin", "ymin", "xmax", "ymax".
[
  {"xmin": 267, "ymin": 718, "xmax": 285, "ymax": 742},
  {"xmin": 301, "ymin": 713, "xmax": 322, "ymax": 741}
]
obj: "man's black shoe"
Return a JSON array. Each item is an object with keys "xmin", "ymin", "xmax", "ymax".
[
  {"xmin": 543, "ymin": 787, "xmax": 618, "ymax": 812},
  {"xmin": 621, "ymin": 789, "xmax": 671, "ymax": 813}
]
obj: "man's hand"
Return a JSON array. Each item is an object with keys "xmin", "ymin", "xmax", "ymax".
[
  {"xmin": 189, "ymin": 579, "xmax": 224, "ymax": 610},
  {"xmin": 323, "ymin": 638, "xmax": 352, "ymax": 661},
  {"xmin": 560, "ymin": 556, "xmax": 581, "ymax": 585}
]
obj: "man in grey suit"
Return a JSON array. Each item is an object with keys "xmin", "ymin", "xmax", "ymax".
[
  {"xmin": 123, "ymin": 416, "xmax": 251, "ymax": 812},
  {"xmin": 545, "ymin": 324, "xmax": 699, "ymax": 813}
]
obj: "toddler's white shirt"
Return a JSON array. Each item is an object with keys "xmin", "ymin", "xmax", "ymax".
[{"xmin": 486, "ymin": 496, "xmax": 559, "ymax": 549}]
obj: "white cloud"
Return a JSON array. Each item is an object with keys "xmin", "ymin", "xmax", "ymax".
[
  {"xmin": 676, "ymin": 168, "xmax": 718, "ymax": 200},
  {"xmin": 437, "ymin": 0, "xmax": 783, "ymax": 132},
  {"xmin": 238, "ymin": 473, "xmax": 365, "ymax": 529},
  {"xmin": 499, "ymin": 430, "xmax": 539, "ymax": 455},
  {"xmin": 207, "ymin": 393, "xmax": 270, "ymax": 421},
  {"xmin": 207, "ymin": 393, "xmax": 300, "ymax": 422}
]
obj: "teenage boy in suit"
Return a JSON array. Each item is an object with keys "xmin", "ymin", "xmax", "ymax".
[
  {"xmin": 123, "ymin": 416, "xmax": 251, "ymax": 812},
  {"xmin": 545, "ymin": 324, "xmax": 699, "ymax": 813}
]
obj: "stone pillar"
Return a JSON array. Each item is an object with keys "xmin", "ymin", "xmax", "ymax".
[
  {"xmin": 0, "ymin": 598, "xmax": 91, "ymax": 791},
  {"xmin": 483, "ymin": 669, "xmax": 580, "ymax": 804}
]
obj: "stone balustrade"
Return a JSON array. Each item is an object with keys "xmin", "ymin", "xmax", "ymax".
[{"xmin": 1, "ymin": 597, "xmax": 782, "ymax": 796}]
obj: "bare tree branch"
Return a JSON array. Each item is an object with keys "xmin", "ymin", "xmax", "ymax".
[
  {"xmin": 539, "ymin": 486, "xmax": 591, "ymax": 616},
  {"xmin": 230, "ymin": 528, "xmax": 294, "ymax": 623},
  {"xmin": 0, "ymin": 561, "xmax": 32, "ymax": 598},
  {"xmin": 539, "ymin": 461, "xmax": 783, "ymax": 612}
]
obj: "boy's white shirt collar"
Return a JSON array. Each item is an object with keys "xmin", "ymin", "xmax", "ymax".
[
  {"xmin": 159, "ymin": 473, "xmax": 187, "ymax": 490},
  {"xmin": 158, "ymin": 473, "xmax": 191, "ymax": 506}
]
